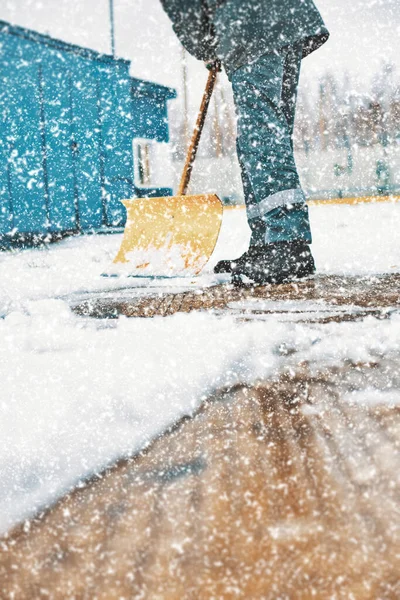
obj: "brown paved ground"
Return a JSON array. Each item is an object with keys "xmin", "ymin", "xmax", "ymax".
[
  {"xmin": 1, "ymin": 364, "xmax": 399, "ymax": 599},
  {"xmin": 1, "ymin": 274, "xmax": 400, "ymax": 599},
  {"xmin": 72, "ymin": 274, "xmax": 400, "ymax": 321}
]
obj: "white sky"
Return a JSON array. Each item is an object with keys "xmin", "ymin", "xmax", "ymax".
[{"xmin": 0, "ymin": 0, "xmax": 399, "ymax": 111}]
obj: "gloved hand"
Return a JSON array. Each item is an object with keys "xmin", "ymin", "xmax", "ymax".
[{"xmin": 204, "ymin": 59, "xmax": 222, "ymax": 72}]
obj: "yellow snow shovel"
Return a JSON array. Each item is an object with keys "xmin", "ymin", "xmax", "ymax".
[{"xmin": 112, "ymin": 63, "xmax": 223, "ymax": 277}]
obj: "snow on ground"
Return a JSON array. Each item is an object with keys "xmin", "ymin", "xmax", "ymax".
[
  {"xmin": 1, "ymin": 201, "xmax": 400, "ymax": 534},
  {"xmin": 309, "ymin": 201, "xmax": 400, "ymax": 275},
  {"xmin": 1, "ymin": 201, "xmax": 400, "ymax": 314}
]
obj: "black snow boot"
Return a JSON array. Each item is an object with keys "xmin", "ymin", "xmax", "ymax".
[
  {"xmin": 231, "ymin": 241, "xmax": 315, "ymax": 285},
  {"xmin": 214, "ymin": 246, "xmax": 260, "ymax": 274}
]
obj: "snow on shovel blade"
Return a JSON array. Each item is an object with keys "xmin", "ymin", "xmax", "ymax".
[{"xmin": 112, "ymin": 195, "xmax": 223, "ymax": 277}]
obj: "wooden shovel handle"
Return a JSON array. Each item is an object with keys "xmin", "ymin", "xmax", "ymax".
[{"xmin": 178, "ymin": 62, "xmax": 220, "ymax": 197}]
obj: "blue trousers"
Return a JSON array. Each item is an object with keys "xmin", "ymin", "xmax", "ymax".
[{"xmin": 229, "ymin": 44, "xmax": 312, "ymax": 245}]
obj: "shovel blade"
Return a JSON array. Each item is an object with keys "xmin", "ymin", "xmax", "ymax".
[{"xmin": 113, "ymin": 194, "xmax": 223, "ymax": 276}]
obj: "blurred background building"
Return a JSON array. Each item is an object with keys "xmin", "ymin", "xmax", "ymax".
[{"xmin": 0, "ymin": 0, "xmax": 399, "ymax": 205}]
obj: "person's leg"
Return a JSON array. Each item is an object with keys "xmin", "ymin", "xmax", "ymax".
[
  {"xmin": 281, "ymin": 43, "xmax": 302, "ymax": 144},
  {"xmin": 231, "ymin": 43, "xmax": 311, "ymax": 242},
  {"xmin": 262, "ymin": 43, "xmax": 312, "ymax": 245},
  {"xmin": 214, "ymin": 44, "xmax": 314, "ymax": 282},
  {"xmin": 214, "ymin": 140, "xmax": 265, "ymax": 274},
  {"xmin": 236, "ymin": 142, "xmax": 266, "ymax": 248}
]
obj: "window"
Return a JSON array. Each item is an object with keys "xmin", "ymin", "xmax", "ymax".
[{"xmin": 134, "ymin": 139, "xmax": 174, "ymax": 189}]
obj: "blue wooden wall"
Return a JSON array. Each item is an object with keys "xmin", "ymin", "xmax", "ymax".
[{"xmin": 0, "ymin": 21, "xmax": 176, "ymax": 245}]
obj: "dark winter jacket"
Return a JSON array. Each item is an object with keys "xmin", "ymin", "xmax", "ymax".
[{"xmin": 160, "ymin": 0, "xmax": 329, "ymax": 76}]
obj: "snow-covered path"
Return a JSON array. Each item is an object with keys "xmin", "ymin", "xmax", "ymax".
[{"xmin": 1, "ymin": 201, "xmax": 400, "ymax": 535}]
